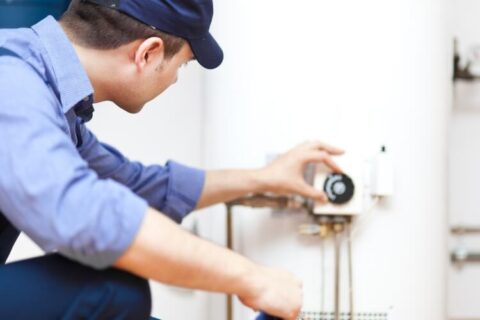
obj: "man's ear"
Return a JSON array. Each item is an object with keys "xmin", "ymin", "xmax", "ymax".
[{"xmin": 134, "ymin": 37, "xmax": 165, "ymax": 72}]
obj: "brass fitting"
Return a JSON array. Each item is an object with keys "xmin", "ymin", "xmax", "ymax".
[
  {"xmin": 333, "ymin": 222, "xmax": 345, "ymax": 233},
  {"xmin": 318, "ymin": 224, "xmax": 331, "ymax": 238}
]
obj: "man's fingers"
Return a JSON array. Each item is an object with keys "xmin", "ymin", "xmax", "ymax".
[
  {"xmin": 305, "ymin": 151, "xmax": 343, "ymax": 173},
  {"xmin": 298, "ymin": 182, "xmax": 328, "ymax": 202},
  {"xmin": 312, "ymin": 141, "xmax": 345, "ymax": 156},
  {"xmin": 298, "ymin": 140, "xmax": 342, "ymax": 155}
]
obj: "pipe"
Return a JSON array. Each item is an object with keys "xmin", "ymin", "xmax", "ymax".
[
  {"xmin": 334, "ymin": 230, "xmax": 341, "ymax": 320},
  {"xmin": 332, "ymin": 218, "xmax": 347, "ymax": 320},
  {"xmin": 451, "ymin": 226, "xmax": 480, "ymax": 235},
  {"xmin": 226, "ymin": 204, "xmax": 233, "ymax": 320},
  {"xmin": 348, "ymin": 221, "xmax": 354, "ymax": 320},
  {"xmin": 451, "ymin": 248, "xmax": 480, "ymax": 264},
  {"xmin": 228, "ymin": 194, "xmax": 310, "ymax": 211}
]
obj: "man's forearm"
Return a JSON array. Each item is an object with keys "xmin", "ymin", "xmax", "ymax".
[
  {"xmin": 114, "ymin": 208, "xmax": 256, "ymax": 295},
  {"xmin": 195, "ymin": 169, "xmax": 267, "ymax": 209},
  {"xmin": 195, "ymin": 142, "xmax": 344, "ymax": 209}
]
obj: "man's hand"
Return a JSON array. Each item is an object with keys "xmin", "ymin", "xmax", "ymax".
[
  {"xmin": 239, "ymin": 266, "xmax": 303, "ymax": 320},
  {"xmin": 258, "ymin": 141, "xmax": 344, "ymax": 202},
  {"xmin": 196, "ymin": 140, "xmax": 344, "ymax": 209},
  {"xmin": 115, "ymin": 209, "xmax": 303, "ymax": 319}
]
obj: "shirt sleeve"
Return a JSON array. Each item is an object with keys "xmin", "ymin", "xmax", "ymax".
[
  {"xmin": 76, "ymin": 122, "xmax": 205, "ymax": 224},
  {"xmin": 0, "ymin": 57, "xmax": 148, "ymax": 269}
]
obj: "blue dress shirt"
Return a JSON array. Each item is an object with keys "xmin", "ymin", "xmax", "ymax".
[{"xmin": 0, "ymin": 17, "xmax": 205, "ymax": 269}]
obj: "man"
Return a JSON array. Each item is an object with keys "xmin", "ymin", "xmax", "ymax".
[{"xmin": 0, "ymin": 0, "xmax": 343, "ymax": 319}]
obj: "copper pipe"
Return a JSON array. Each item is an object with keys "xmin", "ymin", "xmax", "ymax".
[
  {"xmin": 227, "ymin": 194, "xmax": 310, "ymax": 211},
  {"xmin": 226, "ymin": 204, "xmax": 233, "ymax": 320},
  {"xmin": 348, "ymin": 222, "xmax": 354, "ymax": 320},
  {"xmin": 334, "ymin": 230, "xmax": 341, "ymax": 320},
  {"xmin": 451, "ymin": 226, "xmax": 480, "ymax": 235},
  {"xmin": 333, "ymin": 219, "xmax": 347, "ymax": 320}
]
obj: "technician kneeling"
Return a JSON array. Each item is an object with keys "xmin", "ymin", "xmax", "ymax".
[{"xmin": 0, "ymin": 1, "xmax": 344, "ymax": 319}]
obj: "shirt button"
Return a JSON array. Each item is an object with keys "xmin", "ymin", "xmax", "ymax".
[{"xmin": 83, "ymin": 96, "xmax": 90, "ymax": 102}]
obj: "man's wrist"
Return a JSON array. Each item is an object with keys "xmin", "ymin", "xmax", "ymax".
[
  {"xmin": 232, "ymin": 258, "xmax": 263, "ymax": 298},
  {"xmin": 247, "ymin": 168, "xmax": 270, "ymax": 194}
]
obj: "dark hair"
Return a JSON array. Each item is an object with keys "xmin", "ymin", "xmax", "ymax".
[{"xmin": 60, "ymin": 0, "xmax": 186, "ymax": 58}]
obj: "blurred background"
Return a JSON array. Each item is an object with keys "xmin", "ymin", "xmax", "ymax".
[{"xmin": 3, "ymin": 0, "xmax": 480, "ymax": 319}]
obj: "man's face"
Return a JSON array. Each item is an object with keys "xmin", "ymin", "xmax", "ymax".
[{"xmin": 113, "ymin": 42, "xmax": 194, "ymax": 113}]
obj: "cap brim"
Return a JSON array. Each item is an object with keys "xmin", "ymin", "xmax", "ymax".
[{"xmin": 189, "ymin": 33, "xmax": 224, "ymax": 70}]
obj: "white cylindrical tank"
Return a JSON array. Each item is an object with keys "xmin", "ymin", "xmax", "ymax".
[{"xmin": 202, "ymin": 1, "xmax": 450, "ymax": 320}]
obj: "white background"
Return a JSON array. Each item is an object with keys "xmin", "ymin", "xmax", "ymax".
[{"xmin": 6, "ymin": 0, "xmax": 468, "ymax": 319}]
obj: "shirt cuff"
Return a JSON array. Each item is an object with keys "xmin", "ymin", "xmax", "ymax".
[{"xmin": 161, "ymin": 160, "xmax": 205, "ymax": 223}]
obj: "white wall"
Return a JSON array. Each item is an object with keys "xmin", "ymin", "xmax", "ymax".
[
  {"xmin": 203, "ymin": 1, "xmax": 451, "ymax": 319},
  {"xmin": 8, "ymin": 63, "xmax": 207, "ymax": 320}
]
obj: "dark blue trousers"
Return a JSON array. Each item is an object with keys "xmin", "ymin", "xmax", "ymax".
[{"xmin": 0, "ymin": 213, "xmax": 154, "ymax": 320}]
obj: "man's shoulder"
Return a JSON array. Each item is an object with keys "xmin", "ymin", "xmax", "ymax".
[
  {"xmin": 0, "ymin": 27, "xmax": 49, "ymax": 84},
  {"xmin": 0, "ymin": 31, "xmax": 59, "ymax": 116}
]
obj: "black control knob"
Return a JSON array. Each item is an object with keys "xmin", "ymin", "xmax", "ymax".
[{"xmin": 323, "ymin": 173, "xmax": 355, "ymax": 204}]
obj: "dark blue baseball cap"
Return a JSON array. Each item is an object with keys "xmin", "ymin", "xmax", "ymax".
[{"xmin": 82, "ymin": 0, "xmax": 223, "ymax": 69}]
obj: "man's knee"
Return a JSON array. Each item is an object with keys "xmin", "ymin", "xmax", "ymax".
[{"xmin": 64, "ymin": 268, "xmax": 152, "ymax": 320}]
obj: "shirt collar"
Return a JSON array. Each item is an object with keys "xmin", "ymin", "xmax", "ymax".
[{"xmin": 31, "ymin": 16, "xmax": 94, "ymax": 115}]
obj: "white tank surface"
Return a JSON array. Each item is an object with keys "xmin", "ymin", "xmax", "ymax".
[{"xmin": 202, "ymin": 1, "xmax": 450, "ymax": 320}]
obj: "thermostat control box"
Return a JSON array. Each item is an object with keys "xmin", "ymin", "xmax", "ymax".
[{"xmin": 311, "ymin": 156, "xmax": 366, "ymax": 216}]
